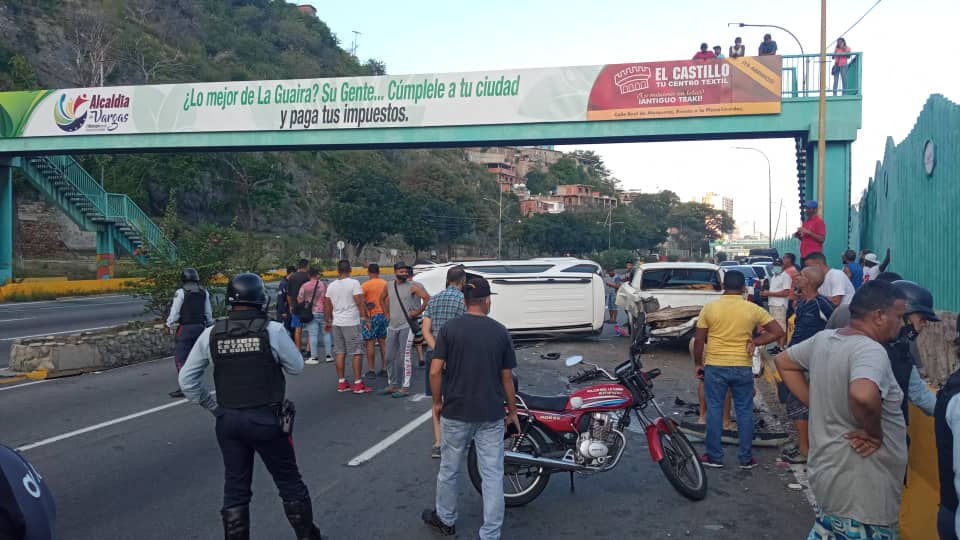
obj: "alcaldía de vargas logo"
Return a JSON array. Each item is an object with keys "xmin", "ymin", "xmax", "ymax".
[
  {"xmin": 613, "ymin": 65, "xmax": 651, "ymax": 96},
  {"xmin": 54, "ymin": 92, "xmax": 131, "ymax": 133}
]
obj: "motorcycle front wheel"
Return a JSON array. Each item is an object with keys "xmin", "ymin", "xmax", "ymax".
[
  {"xmin": 657, "ymin": 429, "xmax": 708, "ymax": 501},
  {"xmin": 467, "ymin": 427, "xmax": 551, "ymax": 507}
]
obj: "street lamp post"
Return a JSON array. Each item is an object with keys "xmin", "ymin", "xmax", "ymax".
[
  {"xmin": 484, "ymin": 189, "xmax": 504, "ymax": 259},
  {"xmin": 728, "ymin": 22, "xmax": 807, "ymax": 93},
  {"xmin": 734, "ymin": 146, "xmax": 772, "ymax": 247}
]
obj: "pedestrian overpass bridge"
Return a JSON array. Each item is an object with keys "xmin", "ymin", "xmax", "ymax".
[{"xmin": 0, "ymin": 53, "xmax": 862, "ymax": 282}]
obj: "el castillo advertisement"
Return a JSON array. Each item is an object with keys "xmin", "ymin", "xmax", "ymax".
[{"xmin": 0, "ymin": 56, "xmax": 781, "ymax": 138}]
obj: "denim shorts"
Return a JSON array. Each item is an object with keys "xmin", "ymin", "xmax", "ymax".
[{"xmin": 290, "ymin": 313, "xmax": 303, "ymax": 329}]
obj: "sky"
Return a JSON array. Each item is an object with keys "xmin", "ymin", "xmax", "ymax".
[{"xmin": 308, "ymin": 0, "xmax": 960, "ymax": 237}]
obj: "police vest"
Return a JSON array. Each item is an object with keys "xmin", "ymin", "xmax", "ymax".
[
  {"xmin": 884, "ymin": 336, "xmax": 915, "ymax": 422},
  {"xmin": 211, "ymin": 312, "xmax": 285, "ymax": 409},
  {"xmin": 179, "ymin": 287, "xmax": 207, "ymax": 325},
  {"xmin": 0, "ymin": 444, "xmax": 56, "ymax": 539},
  {"xmin": 936, "ymin": 370, "xmax": 960, "ymax": 513}
]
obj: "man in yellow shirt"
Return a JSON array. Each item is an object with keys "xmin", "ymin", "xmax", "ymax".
[{"xmin": 693, "ymin": 270, "xmax": 784, "ymax": 469}]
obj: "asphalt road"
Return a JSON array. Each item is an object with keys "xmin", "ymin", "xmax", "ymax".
[
  {"xmin": 1, "ymin": 324, "xmax": 813, "ymax": 539},
  {"xmin": 0, "ymin": 295, "xmax": 152, "ymax": 368}
]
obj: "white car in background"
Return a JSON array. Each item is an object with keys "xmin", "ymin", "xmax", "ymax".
[
  {"xmin": 616, "ymin": 262, "xmax": 723, "ymax": 343},
  {"xmin": 413, "ymin": 258, "xmax": 605, "ymax": 336}
]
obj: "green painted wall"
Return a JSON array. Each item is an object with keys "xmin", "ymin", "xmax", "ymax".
[{"xmin": 856, "ymin": 94, "xmax": 960, "ymax": 311}]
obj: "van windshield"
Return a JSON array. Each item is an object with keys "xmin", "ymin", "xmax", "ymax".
[{"xmin": 640, "ymin": 268, "xmax": 720, "ymax": 291}]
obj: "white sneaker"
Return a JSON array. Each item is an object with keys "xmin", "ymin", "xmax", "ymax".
[
  {"xmin": 305, "ymin": 357, "xmax": 320, "ymax": 365},
  {"xmin": 324, "ymin": 355, "xmax": 334, "ymax": 363}
]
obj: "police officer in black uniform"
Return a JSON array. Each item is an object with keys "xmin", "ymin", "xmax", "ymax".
[
  {"xmin": 166, "ymin": 267, "xmax": 213, "ymax": 398},
  {"xmin": 935, "ymin": 316, "xmax": 960, "ymax": 540},
  {"xmin": 178, "ymin": 273, "xmax": 321, "ymax": 540},
  {"xmin": 884, "ymin": 280, "xmax": 940, "ymax": 423},
  {"xmin": 0, "ymin": 444, "xmax": 55, "ymax": 539}
]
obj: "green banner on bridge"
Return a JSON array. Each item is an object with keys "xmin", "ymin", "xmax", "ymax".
[{"xmin": 0, "ymin": 56, "xmax": 781, "ymax": 138}]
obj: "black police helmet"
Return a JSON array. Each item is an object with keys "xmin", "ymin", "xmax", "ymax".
[
  {"xmin": 226, "ymin": 272, "xmax": 268, "ymax": 308},
  {"xmin": 181, "ymin": 267, "xmax": 200, "ymax": 283},
  {"xmin": 892, "ymin": 280, "xmax": 940, "ymax": 322}
]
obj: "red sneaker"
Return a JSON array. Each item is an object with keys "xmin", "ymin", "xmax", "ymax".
[
  {"xmin": 337, "ymin": 380, "xmax": 352, "ymax": 393},
  {"xmin": 352, "ymin": 381, "xmax": 374, "ymax": 394}
]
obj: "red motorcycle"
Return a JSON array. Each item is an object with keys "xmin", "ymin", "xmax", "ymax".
[{"xmin": 467, "ymin": 326, "xmax": 707, "ymax": 506}]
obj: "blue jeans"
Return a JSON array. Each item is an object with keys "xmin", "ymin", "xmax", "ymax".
[
  {"xmin": 302, "ymin": 314, "xmax": 331, "ymax": 358},
  {"xmin": 436, "ymin": 417, "xmax": 505, "ymax": 540},
  {"xmin": 705, "ymin": 365, "xmax": 754, "ymax": 464},
  {"xmin": 939, "ymin": 506, "xmax": 958, "ymax": 540}
]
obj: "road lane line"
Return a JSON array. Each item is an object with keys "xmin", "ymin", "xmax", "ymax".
[
  {"xmin": 347, "ymin": 409, "xmax": 433, "ymax": 467},
  {"xmin": 0, "ymin": 325, "xmax": 120, "ymax": 341},
  {"xmin": 16, "ymin": 400, "xmax": 188, "ymax": 451},
  {"xmin": 0, "ymin": 317, "xmax": 35, "ymax": 323},
  {"xmin": 0, "ymin": 380, "xmax": 48, "ymax": 392},
  {"xmin": 0, "ymin": 295, "xmax": 132, "ymax": 308}
]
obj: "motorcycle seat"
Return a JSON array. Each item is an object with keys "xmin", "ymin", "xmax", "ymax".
[{"xmin": 517, "ymin": 391, "xmax": 569, "ymax": 412}]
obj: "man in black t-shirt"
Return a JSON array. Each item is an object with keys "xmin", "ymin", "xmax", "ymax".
[
  {"xmin": 422, "ymin": 277, "xmax": 519, "ymax": 539},
  {"xmin": 286, "ymin": 259, "xmax": 311, "ymax": 351}
]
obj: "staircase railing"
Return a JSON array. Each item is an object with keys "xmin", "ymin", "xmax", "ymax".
[
  {"xmin": 107, "ymin": 193, "xmax": 176, "ymax": 257},
  {"xmin": 37, "ymin": 155, "xmax": 175, "ymax": 258}
]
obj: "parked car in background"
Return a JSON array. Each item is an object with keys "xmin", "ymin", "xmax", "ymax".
[
  {"xmin": 414, "ymin": 258, "xmax": 605, "ymax": 336},
  {"xmin": 617, "ymin": 262, "xmax": 723, "ymax": 344},
  {"xmin": 718, "ymin": 260, "xmax": 739, "ymax": 267}
]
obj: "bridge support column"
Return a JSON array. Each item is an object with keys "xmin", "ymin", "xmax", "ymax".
[
  {"xmin": 0, "ymin": 165, "xmax": 11, "ymax": 285},
  {"xmin": 806, "ymin": 140, "xmax": 852, "ymax": 262},
  {"xmin": 96, "ymin": 226, "xmax": 115, "ymax": 280}
]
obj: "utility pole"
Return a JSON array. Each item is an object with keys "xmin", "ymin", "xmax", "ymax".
[
  {"xmin": 816, "ymin": 1, "xmax": 828, "ymax": 217},
  {"xmin": 350, "ymin": 31, "xmax": 361, "ymax": 57}
]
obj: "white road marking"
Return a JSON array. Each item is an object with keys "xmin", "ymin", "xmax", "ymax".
[
  {"xmin": 347, "ymin": 409, "xmax": 433, "ymax": 467},
  {"xmin": 0, "ymin": 325, "xmax": 119, "ymax": 341},
  {"xmin": 15, "ymin": 399, "xmax": 189, "ymax": 452},
  {"xmin": 0, "ymin": 317, "xmax": 35, "ymax": 323},
  {"xmin": 15, "ymin": 387, "xmax": 214, "ymax": 452},
  {"xmin": 409, "ymin": 393, "xmax": 428, "ymax": 402},
  {"xmin": 0, "ymin": 379, "xmax": 48, "ymax": 392}
]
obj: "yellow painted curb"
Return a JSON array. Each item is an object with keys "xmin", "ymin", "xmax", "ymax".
[
  {"xmin": 25, "ymin": 368, "xmax": 48, "ymax": 380},
  {"xmin": 0, "ymin": 375, "xmax": 26, "ymax": 384}
]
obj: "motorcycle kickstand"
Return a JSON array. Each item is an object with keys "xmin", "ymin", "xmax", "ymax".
[{"xmin": 568, "ymin": 471, "xmax": 575, "ymax": 493}]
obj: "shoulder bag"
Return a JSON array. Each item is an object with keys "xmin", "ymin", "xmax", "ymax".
[{"xmin": 294, "ymin": 281, "xmax": 320, "ymax": 323}]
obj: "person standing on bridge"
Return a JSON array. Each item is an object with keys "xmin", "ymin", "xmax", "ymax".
[
  {"xmin": 422, "ymin": 277, "xmax": 519, "ymax": 539},
  {"xmin": 178, "ymin": 272, "xmax": 322, "ymax": 540},
  {"xmin": 729, "ymin": 37, "xmax": 745, "ymax": 58},
  {"xmin": 795, "ymin": 200, "xmax": 826, "ymax": 258},
  {"xmin": 165, "ymin": 267, "xmax": 213, "ymax": 399},
  {"xmin": 693, "ymin": 43, "xmax": 715, "ymax": 60},
  {"xmin": 832, "ymin": 37, "xmax": 852, "ymax": 96},
  {"xmin": 758, "ymin": 33, "xmax": 778, "ymax": 56}
]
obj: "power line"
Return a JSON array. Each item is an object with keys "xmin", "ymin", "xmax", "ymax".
[{"xmin": 829, "ymin": 0, "xmax": 882, "ymax": 47}]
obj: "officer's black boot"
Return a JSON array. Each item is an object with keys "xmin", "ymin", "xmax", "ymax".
[
  {"xmin": 221, "ymin": 505, "xmax": 250, "ymax": 540},
  {"xmin": 282, "ymin": 497, "xmax": 323, "ymax": 539}
]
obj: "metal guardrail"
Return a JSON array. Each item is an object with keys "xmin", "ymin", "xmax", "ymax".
[
  {"xmin": 781, "ymin": 52, "xmax": 861, "ymax": 99},
  {"xmin": 39, "ymin": 155, "xmax": 175, "ymax": 257}
]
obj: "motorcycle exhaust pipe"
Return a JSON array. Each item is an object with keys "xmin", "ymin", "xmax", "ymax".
[{"xmin": 504, "ymin": 450, "xmax": 585, "ymax": 472}]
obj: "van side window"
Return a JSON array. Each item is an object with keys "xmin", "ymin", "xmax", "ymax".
[
  {"xmin": 562, "ymin": 264, "xmax": 600, "ymax": 273},
  {"xmin": 641, "ymin": 269, "xmax": 721, "ymax": 290}
]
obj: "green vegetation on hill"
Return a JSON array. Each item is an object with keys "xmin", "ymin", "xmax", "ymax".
[{"xmin": 0, "ymin": 0, "xmax": 731, "ymax": 263}]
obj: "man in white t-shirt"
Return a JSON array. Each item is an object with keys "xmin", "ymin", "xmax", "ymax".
[
  {"xmin": 761, "ymin": 258, "xmax": 793, "ymax": 351},
  {"xmin": 324, "ymin": 259, "xmax": 374, "ymax": 394},
  {"xmin": 805, "ymin": 251, "xmax": 855, "ymax": 306}
]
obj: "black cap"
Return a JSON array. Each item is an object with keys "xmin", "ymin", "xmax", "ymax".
[
  {"xmin": 368, "ymin": 263, "xmax": 380, "ymax": 274},
  {"xmin": 464, "ymin": 277, "xmax": 496, "ymax": 299},
  {"xmin": 773, "ymin": 258, "xmax": 784, "ymax": 265},
  {"xmin": 394, "ymin": 261, "xmax": 412, "ymax": 271}
]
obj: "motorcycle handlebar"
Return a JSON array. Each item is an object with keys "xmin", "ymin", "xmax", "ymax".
[{"xmin": 568, "ymin": 369, "xmax": 600, "ymax": 384}]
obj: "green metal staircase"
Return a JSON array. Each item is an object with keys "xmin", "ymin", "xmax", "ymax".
[{"xmin": 19, "ymin": 155, "xmax": 175, "ymax": 259}]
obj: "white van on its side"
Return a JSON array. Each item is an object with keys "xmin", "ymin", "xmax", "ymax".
[{"xmin": 413, "ymin": 259, "xmax": 605, "ymax": 336}]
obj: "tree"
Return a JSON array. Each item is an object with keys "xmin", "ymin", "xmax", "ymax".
[
  {"xmin": 6, "ymin": 55, "xmax": 38, "ymax": 90},
  {"xmin": 667, "ymin": 202, "xmax": 735, "ymax": 254},
  {"xmin": 65, "ymin": 9, "xmax": 117, "ymax": 86},
  {"xmin": 216, "ymin": 153, "xmax": 292, "ymax": 236},
  {"xmin": 524, "ymin": 169, "xmax": 554, "ymax": 195},
  {"xmin": 322, "ymin": 152, "xmax": 402, "ymax": 259}
]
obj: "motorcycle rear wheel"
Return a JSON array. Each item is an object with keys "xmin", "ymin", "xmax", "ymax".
[
  {"xmin": 657, "ymin": 429, "xmax": 708, "ymax": 501},
  {"xmin": 467, "ymin": 428, "xmax": 551, "ymax": 507}
]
